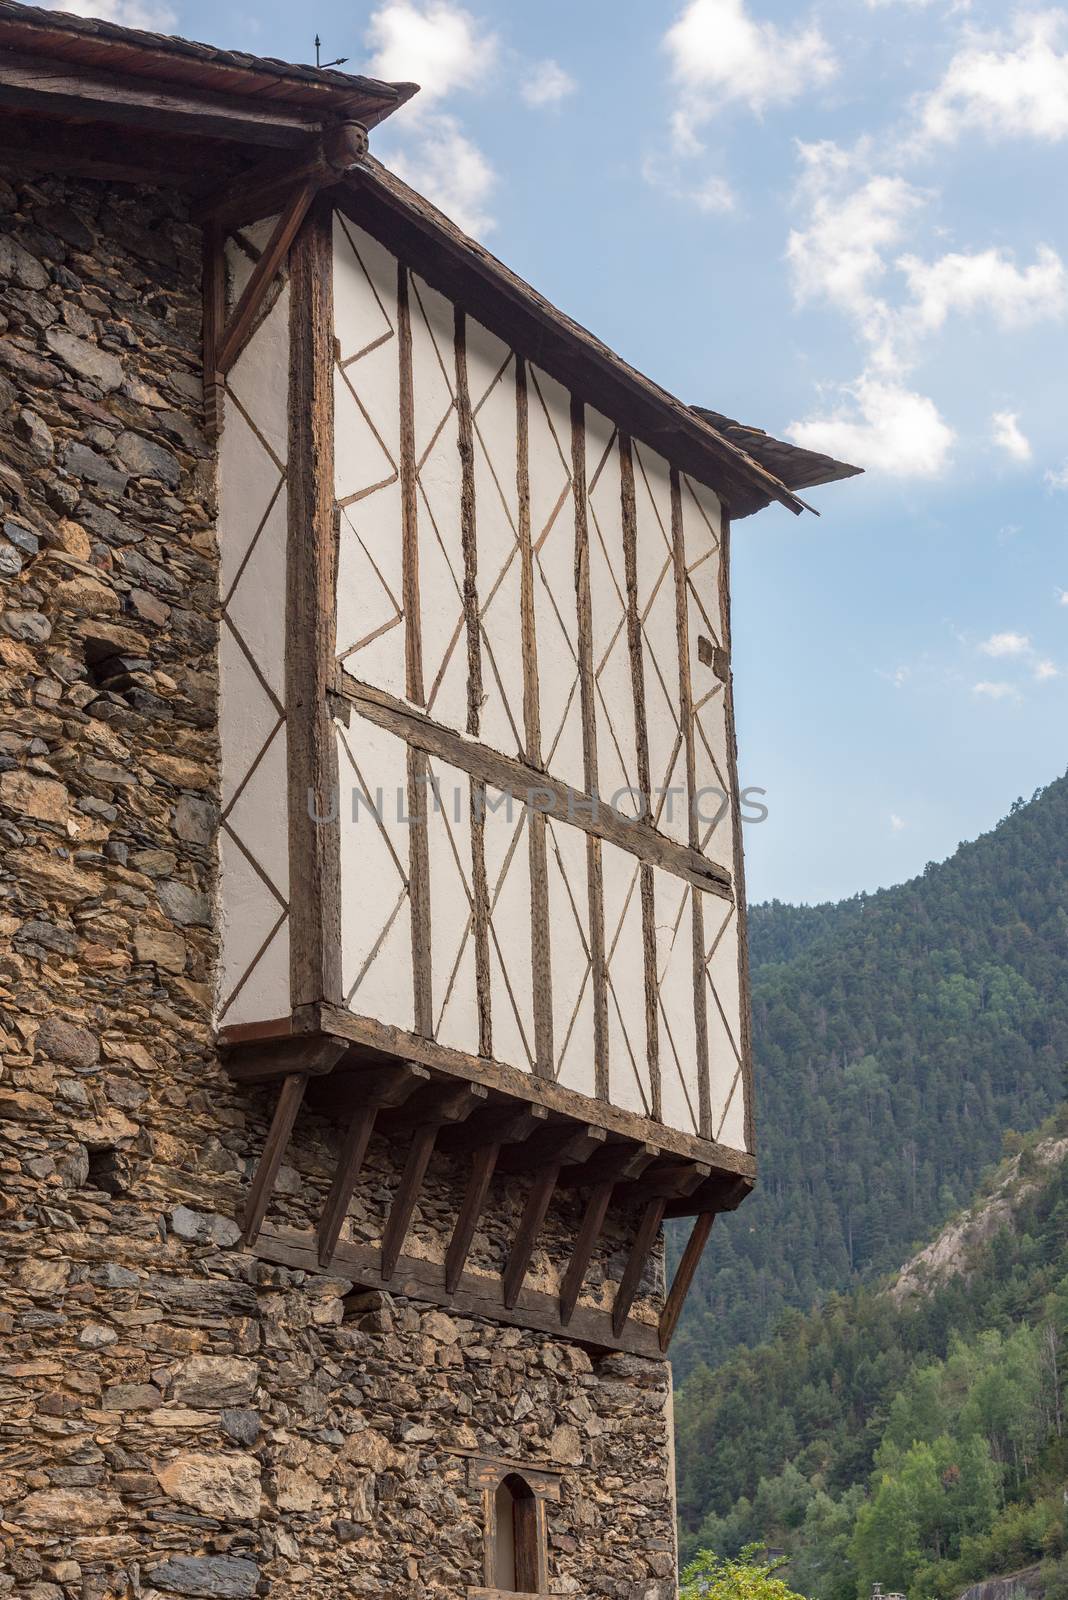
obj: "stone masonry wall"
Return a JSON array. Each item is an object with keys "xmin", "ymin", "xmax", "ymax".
[{"xmin": 0, "ymin": 170, "xmax": 676, "ymax": 1600}]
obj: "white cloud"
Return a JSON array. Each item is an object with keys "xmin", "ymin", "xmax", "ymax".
[
  {"xmin": 991, "ymin": 411, "xmax": 1033, "ymax": 461},
  {"xmin": 642, "ymin": 157, "xmax": 736, "ymax": 213},
  {"xmin": 918, "ymin": 11, "xmax": 1068, "ymax": 147},
  {"xmin": 1046, "ymin": 462, "xmax": 1068, "ymax": 489},
  {"xmin": 387, "ymin": 113, "xmax": 496, "ymax": 235},
  {"xmin": 787, "ymin": 376, "xmax": 955, "ymax": 477},
  {"xmin": 979, "ymin": 630, "xmax": 1031, "ymax": 656},
  {"xmin": 366, "ymin": 1, "xmax": 497, "ymax": 108},
  {"xmin": 890, "ymin": 813, "xmax": 907, "ymax": 832},
  {"xmin": 663, "ymin": 0, "xmax": 837, "ymax": 149},
  {"xmin": 1057, "ymin": 588, "xmax": 1068, "ymax": 605},
  {"xmin": 1035, "ymin": 658, "xmax": 1060, "ymax": 679},
  {"xmin": 973, "ymin": 680, "xmax": 1020, "ymax": 699},
  {"xmin": 898, "ymin": 245, "xmax": 1067, "ymax": 332},
  {"xmin": 53, "ymin": 0, "xmax": 176, "ymax": 26},
  {"xmin": 522, "ymin": 59, "xmax": 576, "ymax": 108}
]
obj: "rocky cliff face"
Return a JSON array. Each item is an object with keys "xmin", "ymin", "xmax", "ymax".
[
  {"xmin": 0, "ymin": 169, "xmax": 675, "ymax": 1600},
  {"xmin": 891, "ymin": 1137, "xmax": 1068, "ymax": 1305}
]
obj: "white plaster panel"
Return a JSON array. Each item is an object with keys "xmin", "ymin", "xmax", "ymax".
[
  {"xmin": 225, "ymin": 721, "xmax": 289, "ymax": 905},
  {"xmin": 337, "ymin": 716, "xmax": 414, "ymax": 1031},
  {"xmin": 411, "ymin": 275, "xmax": 468, "ymax": 733},
  {"xmin": 633, "ymin": 443, "xmax": 686, "ymax": 845},
  {"xmin": 703, "ymin": 894, "xmax": 746, "ymax": 1148},
  {"xmin": 483, "ymin": 787, "xmax": 534, "ymax": 1071},
  {"xmin": 226, "ymin": 281, "xmax": 290, "ymax": 469},
  {"xmin": 426, "ymin": 758, "xmax": 479, "ymax": 1055},
  {"xmin": 336, "ymin": 492, "xmax": 406, "ymax": 698},
  {"xmin": 218, "ymin": 619, "xmax": 279, "ymax": 813},
  {"xmin": 654, "ymin": 871, "xmax": 699, "ymax": 1137},
  {"xmin": 334, "ymin": 343, "xmax": 400, "ymax": 505},
  {"xmin": 529, "ymin": 366, "xmax": 584, "ymax": 790},
  {"xmin": 217, "ymin": 396, "xmax": 279, "ymax": 598},
  {"xmin": 217, "ymin": 824, "xmax": 288, "ymax": 1025},
  {"xmin": 224, "ymin": 489, "xmax": 287, "ymax": 703},
  {"xmin": 224, "ymin": 215, "xmax": 279, "ymax": 307},
  {"xmin": 601, "ymin": 840, "xmax": 651, "ymax": 1117},
  {"xmin": 469, "ymin": 320, "xmax": 523, "ymax": 758},
  {"xmin": 334, "ymin": 213, "xmax": 397, "ymax": 360},
  {"xmin": 586, "ymin": 412, "xmax": 640, "ymax": 818},
  {"xmin": 545, "ymin": 817, "xmax": 595, "ymax": 1097}
]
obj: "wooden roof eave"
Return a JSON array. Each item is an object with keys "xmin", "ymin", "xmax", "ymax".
[{"xmin": 341, "ymin": 159, "xmax": 807, "ymax": 522}]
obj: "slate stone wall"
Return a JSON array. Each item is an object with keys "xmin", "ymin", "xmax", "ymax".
[{"xmin": 0, "ymin": 170, "xmax": 675, "ymax": 1600}]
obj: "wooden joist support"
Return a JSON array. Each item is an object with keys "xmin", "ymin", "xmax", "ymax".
[
  {"xmin": 438, "ymin": 1102, "xmax": 548, "ymax": 1158},
  {"xmin": 497, "ymin": 1121, "xmax": 606, "ymax": 1176},
  {"xmin": 659, "ymin": 1211, "xmax": 715, "ymax": 1352},
  {"xmin": 503, "ymin": 1165, "xmax": 560, "ymax": 1311},
  {"xmin": 442, "ymin": 1105, "xmax": 549, "ymax": 1292},
  {"xmin": 194, "ymin": 121, "xmax": 368, "ymax": 229},
  {"xmin": 613, "ymin": 1159, "xmax": 711, "ymax": 1209},
  {"xmin": 612, "ymin": 1196, "xmax": 666, "ymax": 1338},
  {"xmin": 241, "ymin": 1073, "xmax": 308, "ymax": 1247},
  {"xmin": 380, "ymin": 1082, "xmax": 488, "ymax": 1281},
  {"xmin": 558, "ymin": 1143, "xmax": 657, "ymax": 1326},
  {"xmin": 201, "ymin": 221, "xmax": 225, "ymax": 438},
  {"xmin": 557, "ymin": 1140, "xmax": 659, "ymax": 1189},
  {"xmin": 316, "ymin": 1063, "xmax": 429, "ymax": 1266}
]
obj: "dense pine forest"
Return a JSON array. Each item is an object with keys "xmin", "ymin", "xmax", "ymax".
[
  {"xmin": 674, "ymin": 1116, "xmax": 1068, "ymax": 1600},
  {"xmin": 670, "ymin": 773, "xmax": 1068, "ymax": 1379}
]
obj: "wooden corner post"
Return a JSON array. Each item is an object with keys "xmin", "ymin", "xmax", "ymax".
[{"xmin": 287, "ymin": 195, "xmax": 343, "ymax": 1011}]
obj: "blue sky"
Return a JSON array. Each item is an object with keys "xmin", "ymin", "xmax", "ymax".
[{"xmin": 73, "ymin": 0, "xmax": 1068, "ymax": 902}]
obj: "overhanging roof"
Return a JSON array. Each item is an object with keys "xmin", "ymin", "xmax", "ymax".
[{"xmin": 691, "ymin": 408, "xmax": 862, "ymax": 493}]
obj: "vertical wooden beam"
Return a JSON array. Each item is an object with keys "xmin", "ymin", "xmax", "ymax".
[
  {"xmin": 201, "ymin": 221, "xmax": 224, "ymax": 438},
  {"xmin": 241, "ymin": 1073, "xmax": 308, "ymax": 1246},
  {"xmin": 286, "ymin": 196, "xmax": 341, "ymax": 1009},
  {"xmin": 517, "ymin": 357, "xmax": 553, "ymax": 1079},
  {"xmin": 407, "ymin": 744, "xmax": 433, "ymax": 1037},
  {"xmin": 381, "ymin": 1121, "xmax": 437, "ymax": 1281},
  {"xmin": 503, "ymin": 1165, "xmax": 559, "ymax": 1309},
  {"xmin": 571, "ymin": 396, "xmax": 609, "ymax": 1101},
  {"xmin": 619, "ymin": 434, "xmax": 660, "ymax": 1121},
  {"xmin": 397, "ymin": 261, "xmax": 423, "ymax": 706},
  {"xmin": 718, "ymin": 504, "xmax": 755, "ymax": 1154},
  {"xmin": 216, "ymin": 180, "xmax": 314, "ymax": 376},
  {"xmin": 612, "ymin": 1195, "xmax": 665, "ymax": 1337},
  {"xmin": 659, "ymin": 1210, "xmax": 715, "ymax": 1352},
  {"xmin": 445, "ymin": 1140, "xmax": 499, "ymax": 1292},
  {"xmin": 672, "ymin": 468, "xmax": 712, "ymax": 1139}
]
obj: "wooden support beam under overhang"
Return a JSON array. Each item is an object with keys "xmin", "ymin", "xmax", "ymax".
[
  {"xmin": 316, "ymin": 1062, "xmax": 429, "ymax": 1267},
  {"xmin": 380, "ymin": 1082, "xmax": 488, "ymax": 1281}
]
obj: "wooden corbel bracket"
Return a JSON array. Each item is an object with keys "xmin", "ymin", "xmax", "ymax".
[{"xmin": 202, "ymin": 120, "xmax": 368, "ymax": 433}]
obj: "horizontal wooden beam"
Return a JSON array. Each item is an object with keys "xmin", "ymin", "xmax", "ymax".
[
  {"xmin": 194, "ymin": 120, "xmax": 368, "ymax": 229},
  {"xmin": 437, "ymin": 1101, "xmax": 548, "ymax": 1156},
  {"xmin": 497, "ymin": 1122, "xmax": 606, "ymax": 1176},
  {"xmin": 0, "ymin": 111, "xmax": 237, "ymax": 186},
  {"xmin": 226, "ymin": 1003, "xmax": 758, "ymax": 1189},
  {"xmin": 254, "ymin": 1222, "xmax": 664, "ymax": 1359},
  {"xmin": 613, "ymin": 1160, "xmax": 711, "ymax": 1208},
  {"xmin": 0, "ymin": 51, "xmax": 326, "ymax": 148},
  {"xmin": 331, "ymin": 674, "xmax": 733, "ymax": 901},
  {"xmin": 557, "ymin": 1140, "xmax": 660, "ymax": 1189}
]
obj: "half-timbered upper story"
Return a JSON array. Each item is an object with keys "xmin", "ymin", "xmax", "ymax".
[{"xmin": 0, "ymin": 1, "xmax": 859, "ymax": 1354}]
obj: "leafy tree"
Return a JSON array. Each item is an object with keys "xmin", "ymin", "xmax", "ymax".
[{"xmin": 680, "ymin": 1547, "xmax": 810, "ymax": 1600}]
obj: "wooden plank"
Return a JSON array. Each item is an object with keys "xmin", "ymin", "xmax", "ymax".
[
  {"xmin": 470, "ymin": 779, "xmax": 493, "ymax": 1059},
  {"xmin": 231, "ymin": 1002, "xmax": 758, "ymax": 1182},
  {"xmin": 614, "ymin": 1159, "xmax": 711, "ymax": 1208},
  {"xmin": 397, "ymin": 262, "xmax": 423, "ymax": 705},
  {"xmin": 332, "ymin": 674, "xmax": 733, "ymax": 900},
  {"xmin": 454, "ymin": 307, "xmax": 483, "ymax": 738},
  {"xmin": 719, "ymin": 505, "xmax": 757, "ymax": 1156},
  {"xmin": 612, "ymin": 1196, "xmax": 666, "ymax": 1337},
  {"xmin": 0, "ymin": 113, "xmax": 234, "ymax": 185},
  {"xmin": 445, "ymin": 1141, "xmax": 499, "ymax": 1293},
  {"xmin": 254, "ymin": 1222, "xmax": 665, "ymax": 1358},
  {"xmin": 619, "ymin": 434, "xmax": 662, "ymax": 1124},
  {"xmin": 407, "ymin": 744, "xmax": 433, "ymax": 1036},
  {"xmin": 672, "ymin": 468, "xmax": 711, "ymax": 1140},
  {"xmin": 438, "ymin": 1102, "xmax": 548, "ymax": 1157},
  {"xmin": 286, "ymin": 197, "xmax": 342, "ymax": 1009},
  {"xmin": 241, "ymin": 1073, "xmax": 308, "ymax": 1246},
  {"xmin": 497, "ymin": 1121, "xmax": 605, "ymax": 1176},
  {"xmin": 558, "ymin": 1178, "xmax": 614, "ymax": 1327},
  {"xmin": 216, "ymin": 180, "xmax": 314, "ymax": 375},
  {"xmin": 556, "ymin": 1139, "xmax": 659, "ymax": 1189},
  {"xmin": 659, "ymin": 1210, "xmax": 715, "ymax": 1351},
  {"xmin": 201, "ymin": 222, "xmax": 225, "ymax": 438},
  {"xmin": 503, "ymin": 1166, "xmax": 559, "ymax": 1309},
  {"xmin": 572, "ymin": 397, "xmax": 610, "ymax": 1103},
  {"xmin": 316, "ymin": 1062, "xmax": 429, "ymax": 1265},
  {"xmin": 0, "ymin": 50, "xmax": 326, "ymax": 147}
]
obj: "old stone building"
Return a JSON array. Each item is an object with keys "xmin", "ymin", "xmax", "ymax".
[{"xmin": 0, "ymin": 7, "xmax": 858, "ymax": 1599}]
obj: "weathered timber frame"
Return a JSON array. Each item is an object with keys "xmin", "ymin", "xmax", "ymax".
[{"xmin": 213, "ymin": 175, "xmax": 768, "ymax": 1354}]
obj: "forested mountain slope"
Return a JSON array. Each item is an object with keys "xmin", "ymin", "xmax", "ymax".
[
  {"xmin": 670, "ymin": 774, "xmax": 1068, "ymax": 1377},
  {"xmin": 674, "ymin": 1115, "xmax": 1068, "ymax": 1600}
]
